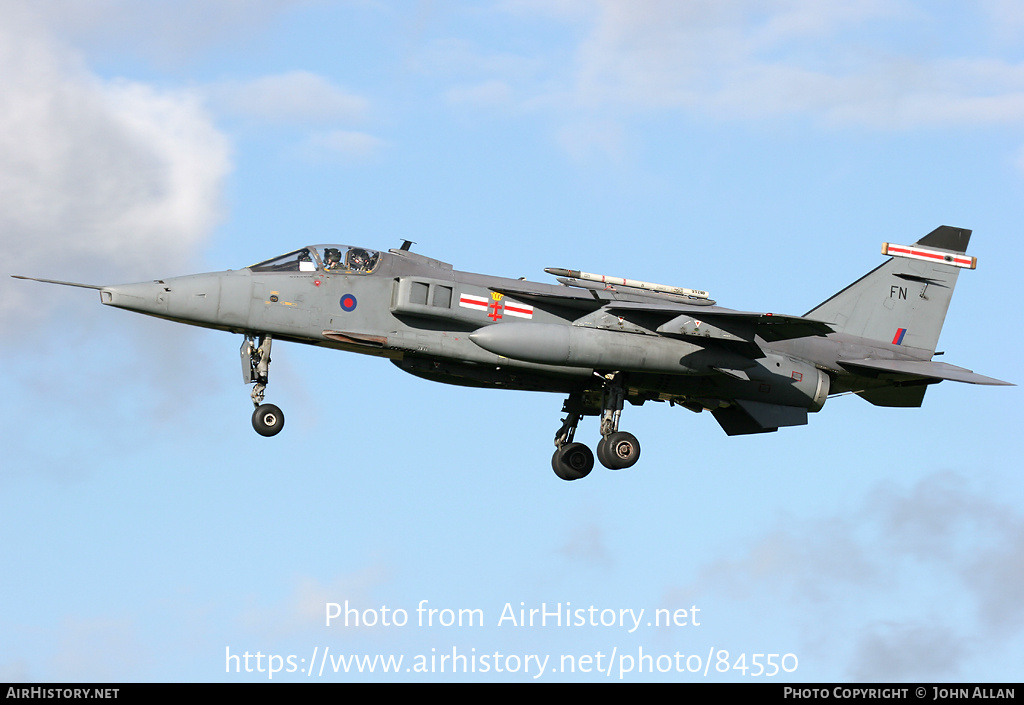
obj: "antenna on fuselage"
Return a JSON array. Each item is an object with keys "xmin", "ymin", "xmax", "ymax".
[{"xmin": 400, "ymin": 240, "xmax": 415, "ymax": 251}]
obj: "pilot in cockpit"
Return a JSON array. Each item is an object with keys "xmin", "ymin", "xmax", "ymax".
[
  {"xmin": 297, "ymin": 250, "xmax": 316, "ymax": 272},
  {"xmin": 348, "ymin": 248, "xmax": 372, "ymax": 272},
  {"xmin": 323, "ymin": 248, "xmax": 343, "ymax": 270}
]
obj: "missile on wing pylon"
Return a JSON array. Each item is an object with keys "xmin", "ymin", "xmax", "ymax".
[{"xmin": 544, "ymin": 268, "xmax": 711, "ymax": 300}]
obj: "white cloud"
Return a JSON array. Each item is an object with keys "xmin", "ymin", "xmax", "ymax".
[
  {"xmin": 982, "ymin": 0, "xmax": 1024, "ymax": 42},
  {"xmin": 305, "ymin": 130, "xmax": 388, "ymax": 161},
  {"xmin": 501, "ymin": 1, "xmax": 1024, "ymax": 129},
  {"xmin": 0, "ymin": 8, "xmax": 230, "ymax": 328},
  {"xmin": 414, "ymin": 38, "xmax": 544, "ymax": 81},
  {"xmin": 211, "ymin": 71, "xmax": 370, "ymax": 126},
  {"xmin": 556, "ymin": 120, "xmax": 628, "ymax": 161},
  {"xmin": 497, "ymin": 0, "xmax": 597, "ymax": 22},
  {"xmin": 27, "ymin": 0, "xmax": 311, "ymax": 66},
  {"xmin": 446, "ymin": 80, "xmax": 515, "ymax": 107},
  {"xmin": 207, "ymin": 71, "xmax": 385, "ymax": 161}
]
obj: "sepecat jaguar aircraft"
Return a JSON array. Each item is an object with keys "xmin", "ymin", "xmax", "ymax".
[{"xmin": 14, "ymin": 225, "xmax": 1011, "ymax": 480}]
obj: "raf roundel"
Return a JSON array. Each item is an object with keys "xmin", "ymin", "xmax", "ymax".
[{"xmin": 340, "ymin": 294, "xmax": 357, "ymax": 312}]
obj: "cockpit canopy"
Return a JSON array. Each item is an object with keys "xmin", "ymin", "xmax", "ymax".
[{"xmin": 249, "ymin": 245, "xmax": 381, "ymax": 274}]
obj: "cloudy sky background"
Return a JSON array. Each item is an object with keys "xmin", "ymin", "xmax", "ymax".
[{"xmin": 1, "ymin": 0, "xmax": 1021, "ymax": 682}]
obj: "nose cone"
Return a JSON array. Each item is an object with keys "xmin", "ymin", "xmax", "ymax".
[
  {"xmin": 14, "ymin": 270, "xmax": 251, "ymax": 331},
  {"xmin": 100, "ymin": 272, "xmax": 250, "ymax": 330},
  {"xmin": 101, "ymin": 280, "xmax": 171, "ymax": 316}
]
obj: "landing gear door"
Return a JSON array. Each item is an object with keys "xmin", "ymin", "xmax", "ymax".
[{"xmin": 241, "ymin": 337, "xmax": 255, "ymax": 383}]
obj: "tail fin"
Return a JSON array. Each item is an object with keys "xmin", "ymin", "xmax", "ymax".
[{"xmin": 805, "ymin": 225, "xmax": 973, "ymax": 354}]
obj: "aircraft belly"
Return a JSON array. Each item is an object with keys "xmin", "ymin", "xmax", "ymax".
[
  {"xmin": 392, "ymin": 353, "xmax": 592, "ymax": 391},
  {"xmin": 625, "ymin": 354, "xmax": 830, "ymax": 412}
]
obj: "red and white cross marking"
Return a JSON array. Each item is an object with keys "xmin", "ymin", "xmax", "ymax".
[{"xmin": 459, "ymin": 293, "xmax": 534, "ymax": 320}]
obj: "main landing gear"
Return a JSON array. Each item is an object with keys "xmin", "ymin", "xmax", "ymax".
[
  {"xmin": 551, "ymin": 373, "xmax": 641, "ymax": 481},
  {"xmin": 243, "ymin": 333, "xmax": 285, "ymax": 437}
]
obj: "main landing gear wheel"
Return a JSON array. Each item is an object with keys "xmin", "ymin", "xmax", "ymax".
[
  {"xmin": 552, "ymin": 443, "xmax": 594, "ymax": 481},
  {"xmin": 252, "ymin": 404, "xmax": 285, "ymax": 437},
  {"xmin": 550, "ymin": 383, "xmax": 644, "ymax": 479},
  {"xmin": 597, "ymin": 431, "xmax": 641, "ymax": 470},
  {"xmin": 593, "ymin": 372, "xmax": 641, "ymax": 470}
]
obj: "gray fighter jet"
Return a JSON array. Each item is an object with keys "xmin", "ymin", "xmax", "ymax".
[{"xmin": 14, "ymin": 225, "xmax": 1011, "ymax": 480}]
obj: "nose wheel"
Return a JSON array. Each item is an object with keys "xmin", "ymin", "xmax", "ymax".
[
  {"xmin": 252, "ymin": 404, "xmax": 285, "ymax": 437},
  {"xmin": 243, "ymin": 333, "xmax": 285, "ymax": 437}
]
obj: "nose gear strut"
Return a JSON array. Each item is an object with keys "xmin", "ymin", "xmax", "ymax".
[{"xmin": 242, "ymin": 333, "xmax": 285, "ymax": 437}]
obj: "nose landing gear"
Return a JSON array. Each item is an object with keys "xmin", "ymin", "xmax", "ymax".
[
  {"xmin": 243, "ymin": 333, "xmax": 285, "ymax": 437},
  {"xmin": 252, "ymin": 403, "xmax": 285, "ymax": 437}
]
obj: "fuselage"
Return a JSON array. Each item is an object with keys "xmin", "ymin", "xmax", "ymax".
[{"xmin": 96, "ymin": 244, "xmax": 852, "ymax": 413}]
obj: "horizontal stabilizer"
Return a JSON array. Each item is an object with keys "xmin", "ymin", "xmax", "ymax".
[
  {"xmin": 856, "ymin": 386, "xmax": 929, "ymax": 408},
  {"xmin": 840, "ymin": 358, "xmax": 1012, "ymax": 386}
]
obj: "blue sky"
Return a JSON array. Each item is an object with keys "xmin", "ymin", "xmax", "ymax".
[{"xmin": 1, "ymin": 0, "xmax": 1022, "ymax": 683}]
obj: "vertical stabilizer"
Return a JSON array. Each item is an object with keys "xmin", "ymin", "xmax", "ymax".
[{"xmin": 805, "ymin": 226, "xmax": 972, "ymax": 354}]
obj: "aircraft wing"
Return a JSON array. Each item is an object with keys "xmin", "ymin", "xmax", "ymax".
[
  {"xmin": 603, "ymin": 302, "xmax": 835, "ymax": 342},
  {"xmin": 839, "ymin": 358, "xmax": 1013, "ymax": 385},
  {"xmin": 488, "ymin": 285, "xmax": 607, "ymax": 312}
]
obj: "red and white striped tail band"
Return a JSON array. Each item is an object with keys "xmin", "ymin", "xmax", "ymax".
[{"xmin": 882, "ymin": 243, "xmax": 977, "ymax": 269}]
